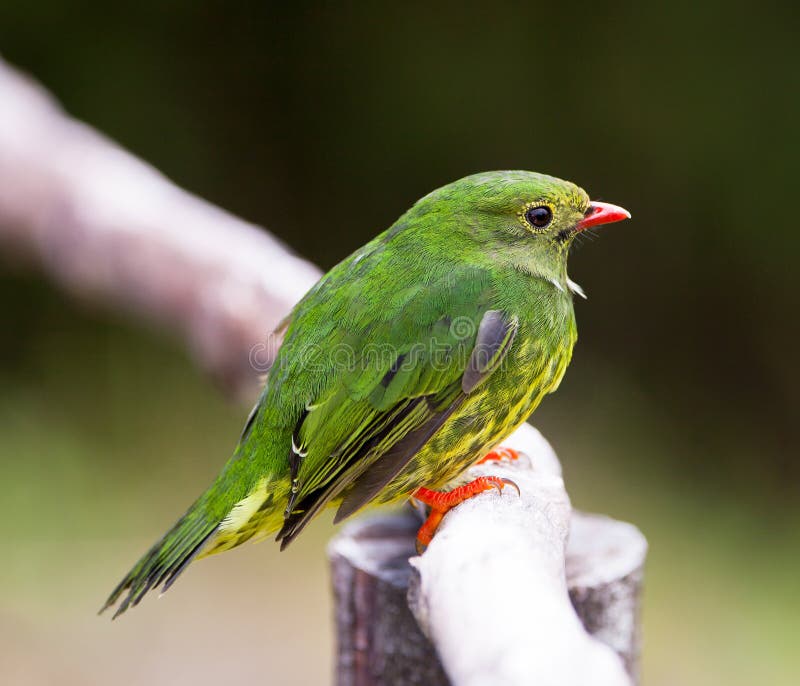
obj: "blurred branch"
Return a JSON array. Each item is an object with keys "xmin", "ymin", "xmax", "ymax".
[
  {"xmin": 330, "ymin": 424, "xmax": 646, "ymax": 686},
  {"xmin": 0, "ymin": 57, "xmax": 321, "ymax": 397}
]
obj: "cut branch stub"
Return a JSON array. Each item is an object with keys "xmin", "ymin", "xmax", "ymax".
[{"xmin": 330, "ymin": 510, "xmax": 645, "ymax": 686}]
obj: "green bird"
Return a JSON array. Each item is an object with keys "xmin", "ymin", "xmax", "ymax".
[{"xmin": 102, "ymin": 170, "xmax": 629, "ymax": 618}]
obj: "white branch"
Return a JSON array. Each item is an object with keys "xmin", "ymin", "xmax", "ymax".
[
  {"xmin": 0, "ymin": 58, "xmax": 321, "ymax": 396},
  {"xmin": 407, "ymin": 423, "xmax": 638, "ymax": 686}
]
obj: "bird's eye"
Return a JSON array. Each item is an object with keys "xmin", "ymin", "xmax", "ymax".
[{"xmin": 524, "ymin": 206, "xmax": 553, "ymax": 229}]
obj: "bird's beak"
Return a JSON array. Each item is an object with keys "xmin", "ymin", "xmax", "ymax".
[{"xmin": 576, "ymin": 201, "xmax": 631, "ymax": 232}]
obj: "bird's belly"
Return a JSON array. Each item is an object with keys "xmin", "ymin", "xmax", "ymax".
[{"xmin": 373, "ymin": 336, "xmax": 573, "ymax": 503}]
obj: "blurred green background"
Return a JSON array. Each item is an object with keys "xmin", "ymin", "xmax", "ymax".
[{"xmin": 1, "ymin": 2, "xmax": 798, "ymax": 685}]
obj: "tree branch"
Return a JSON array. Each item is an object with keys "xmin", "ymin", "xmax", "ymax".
[{"xmin": 0, "ymin": 57, "xmax": 321, "ymax": 397}]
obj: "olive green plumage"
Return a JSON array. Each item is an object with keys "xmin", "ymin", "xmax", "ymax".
[{"xmin": 103, "ymin": 170, "xmax": 597, "ymax": 617}]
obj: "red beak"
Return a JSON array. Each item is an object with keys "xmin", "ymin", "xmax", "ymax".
[{"xmin": 576, "ymin": 201, "xmax": 631, "ymax": 232}]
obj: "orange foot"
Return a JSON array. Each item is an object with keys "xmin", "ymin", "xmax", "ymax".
[
  {"xmin": 412, "ymin": 476, "xmax": 520, "ymax": 554},
  {"xmin": 476, "ymin": 446, "xmax": 521, "ymax": 465}
]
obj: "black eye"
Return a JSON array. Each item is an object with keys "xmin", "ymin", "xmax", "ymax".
[{"xmin": 524, "ymin": 206, "xmax": 552, "ymax": 229}]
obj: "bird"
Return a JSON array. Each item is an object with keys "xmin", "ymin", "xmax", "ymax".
[{"xmin": 101, "ymin": 170, "xmax": 630, "ymax": 618}]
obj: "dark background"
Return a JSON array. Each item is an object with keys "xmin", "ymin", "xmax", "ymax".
[{"xmin": 1, "ymin": 2, "xmax": 797, "ymax": 685}]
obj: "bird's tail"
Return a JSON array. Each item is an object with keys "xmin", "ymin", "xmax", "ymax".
[{"xmin": 100, "ymin": 497, "xmax": 219, "ymax": 619}]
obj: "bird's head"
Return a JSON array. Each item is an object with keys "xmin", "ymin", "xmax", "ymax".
[{"xmin": 409, "ymin": 170, "xmax": 630, "ymax": 284}]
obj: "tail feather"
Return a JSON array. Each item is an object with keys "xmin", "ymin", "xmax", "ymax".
[{"xmin": 100, "ymin": 505, "xmax": 219, "ymax": 619}]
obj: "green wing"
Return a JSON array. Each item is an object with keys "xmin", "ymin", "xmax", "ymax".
[{"xmin": 274, "ymin": 271, "xmax": 518, "ymax": 548}]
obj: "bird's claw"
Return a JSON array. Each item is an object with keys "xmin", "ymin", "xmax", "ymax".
[
  {"xmin": 411, "ymin": 475, "xmax": 522, "ymax": 553},
  {"xmin": 485, "ymin": 476, "xmax": 520, "ymax": 498}
]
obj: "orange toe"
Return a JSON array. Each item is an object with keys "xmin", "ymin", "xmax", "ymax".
[{"xmin": 477, "ymin": 446, "xmax": 521, "ymax": 465}]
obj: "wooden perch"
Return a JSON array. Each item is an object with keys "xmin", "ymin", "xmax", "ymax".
[
  {"xmin": 0, "ymin": 57, "xmax": 321, "ymax": 397},
  {"xmin": 329, "ymin": 423, "xmax": 647, "ymax": 686}
]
